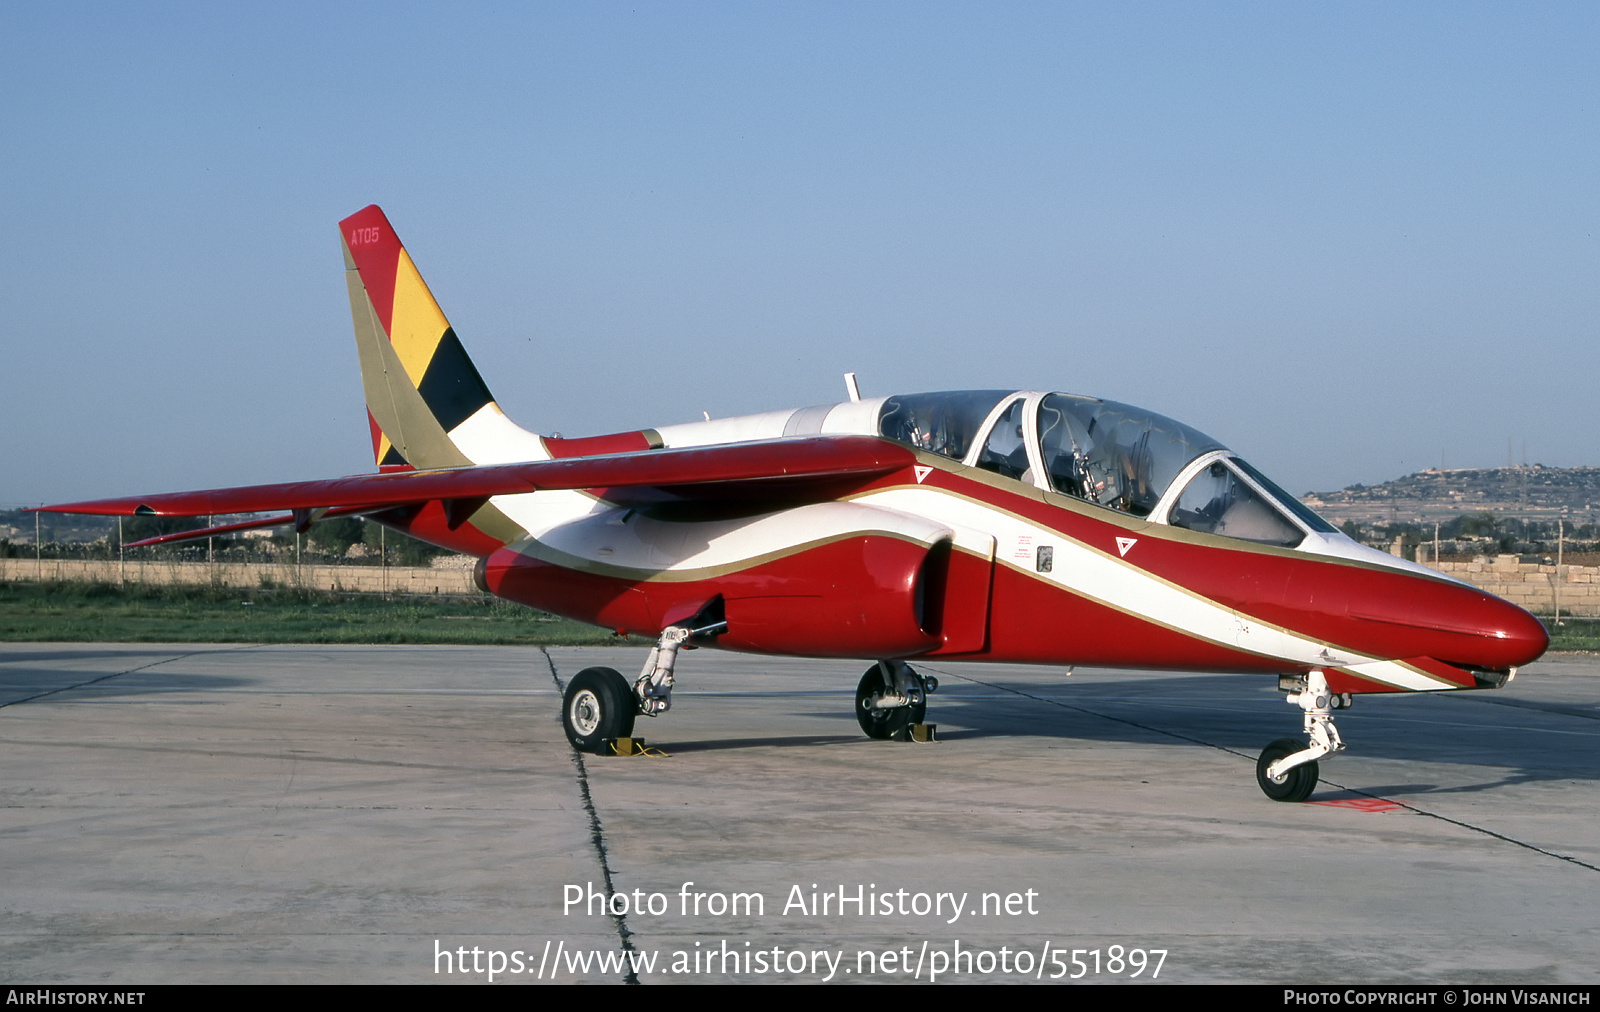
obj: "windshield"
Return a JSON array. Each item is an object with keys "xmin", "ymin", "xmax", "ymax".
[
  {"xmin": 1036, "ymin": 393, "xmax": 1225, "ymax": 517},
  {"xmin": 1169, "ymin": 459, "xmax": 1306, "ymax": 547},
  {"xmin": 1229, "ymin": 458, "xmax": 1338, "ymax": 534}
]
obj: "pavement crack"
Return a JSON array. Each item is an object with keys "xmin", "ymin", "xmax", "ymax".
[
  {"xmin": 541, "ymin": 647, "xmax": 640, "ymax": 985},
  {"xmin": 1310, "ymin": 775, "xmax": 1600, "ymax": 874}
]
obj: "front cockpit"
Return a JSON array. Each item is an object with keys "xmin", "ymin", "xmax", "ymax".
[{"xmin": 878, "ymin": 389, "xmax": 1345, "ymax": 553}]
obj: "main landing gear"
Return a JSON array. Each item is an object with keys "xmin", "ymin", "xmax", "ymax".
[
  {"xmin": 1256, "ymin": 669, "xmax": 1351, "ymax": 802},
  {"xmin": 559, "ymin": 641, "xmax": 943, "ymax": 752},
  {"xmin": 562, "ymin": 666, "xmax": 636, "ymax": 751},
  {"xmin": 855, "ymin": 660, "xmax": 938, "ymax": 741},
  {"xmin": 560, "ymin": 618, "xmax": 726, "ymax": 754}
]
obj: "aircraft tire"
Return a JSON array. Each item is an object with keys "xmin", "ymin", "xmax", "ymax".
[
  {"xmin": 855, "ymin": 664, "xmax": 927, "ymax": 740},
  {"xmin": 1256, "ymin": 737, "xmax": 1318, "ymax": 802},
  {"xmin": 563, "ymin": 667, "xmax": 637, "ymax": 753}
]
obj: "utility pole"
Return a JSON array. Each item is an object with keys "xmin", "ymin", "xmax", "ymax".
[
  {"xmin": 1555, "ymin": 519, "xmax": 1564, "ymax": 627},
  {"xmin": 35, "ymin": 510, "xmax": 41, "ymax": 581},
  {"xmin": 118, "ymin": 517, "xmax": 125, "ymax": 588}
]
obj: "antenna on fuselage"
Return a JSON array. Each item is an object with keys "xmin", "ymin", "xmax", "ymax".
[{"xmin": 844, "ymin": 372, "xmax": 861, "ymax": 402}]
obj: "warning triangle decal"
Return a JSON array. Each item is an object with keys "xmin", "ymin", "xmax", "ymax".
[
  {"xmin": 1115, "ymin": 537, "xmax": 1137, "ymax": 557},
  {"xmin": 913, "ymin": 466, "xmax": 933, "ymax": 484}
]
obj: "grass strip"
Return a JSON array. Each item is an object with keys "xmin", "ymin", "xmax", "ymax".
[
  {"xmin": 0, "ymin": 581, "xmax": 629, "ymax": 645},
  {"xmin": 1541, "ymin": 618, "xmax": 1600, "ymax": 653}
]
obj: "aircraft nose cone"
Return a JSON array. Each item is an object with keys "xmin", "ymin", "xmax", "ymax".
[
  {"xmin": 1404, "ymin": 581, "xmax": 1548, "ymax": 671},
  {"xmin": 1338, "ymin": 570, "xmax": 1548, "ymax": 672},
  {"xmin": 1485, "ymin": 597, "xmax": 1549, "ymax": 669}
]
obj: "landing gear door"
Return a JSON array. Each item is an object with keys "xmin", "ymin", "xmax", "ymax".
[{"xmin": 935, "ymin": 526, "xmax": 995, "ymax": 654}]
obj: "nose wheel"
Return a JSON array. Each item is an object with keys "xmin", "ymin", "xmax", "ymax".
[{"xmin": 1256, "ymin": 738, "xmax": 1318, "ymax": 802}]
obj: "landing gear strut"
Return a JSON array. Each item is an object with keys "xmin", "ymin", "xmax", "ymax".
[
  {"xmin": 1256, "ymin": 669, "xmax": 1350, "ymax": 802},
  {"xmin": 855, "ymin": 661, "xmax": 936, "ymax": 740},
  {"xmin": 634, "ymin": 625, "xmax": 692, "ymax": 718}
]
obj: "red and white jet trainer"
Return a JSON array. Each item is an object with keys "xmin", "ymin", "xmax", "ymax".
[{"xmin": 41, "ymin": 205, "xmax": 1548, "ymax": 802}]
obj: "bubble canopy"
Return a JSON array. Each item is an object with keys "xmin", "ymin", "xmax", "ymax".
[{"xmin": 878, "ymin": 390, "xmax": 1336, "ymax": 548}]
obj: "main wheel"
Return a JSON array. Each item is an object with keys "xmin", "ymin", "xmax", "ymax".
[
  {"xmin": 1256, "ymin": 737, "xmax": 1318, "ymax": 802},
  {"xmin": 562, "ymin": 667, "xmax": 637, "ymax": 753},
  {"xmin": 855, "ymin": 664, "xmax": 927, "ymax": 740}
]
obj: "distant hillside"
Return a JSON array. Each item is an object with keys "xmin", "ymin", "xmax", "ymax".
[{"xmin": 1302, "ymin": 466, "xmax": 1600, "ymax": 526}]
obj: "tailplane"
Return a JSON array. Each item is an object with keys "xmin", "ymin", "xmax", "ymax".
[{"xmin": 340, "ymin": 205, "xmax": 498, "ymax": 471}]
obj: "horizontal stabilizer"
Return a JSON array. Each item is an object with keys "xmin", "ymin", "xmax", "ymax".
[
  {"xmin": 39, "ymin": 436, "xmax": 915, "ymax": 519},
  {"xmin": 119, "ymin": 505, "xmax": 383, "ymax": 548}
]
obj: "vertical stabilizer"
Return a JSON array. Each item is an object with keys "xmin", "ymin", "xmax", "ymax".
[
  {"xmin": 338, "ymin": 204, "xmax": 528, "ymax": 551},
  {"xmin": 339, "ymin": 205, "xmax": 497, "ymax": 471}
]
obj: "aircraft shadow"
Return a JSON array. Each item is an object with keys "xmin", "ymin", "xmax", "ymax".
[{"xmin": 742, "ymin": 669, "xmax": 1600, "ymax": 792}]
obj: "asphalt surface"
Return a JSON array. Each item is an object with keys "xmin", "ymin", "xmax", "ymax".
[{"xmin": 2, "ymin": 643, "xmax": 1596, "ymax": 984}]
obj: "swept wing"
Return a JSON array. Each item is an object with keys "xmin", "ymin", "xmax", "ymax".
[{"xmin": 38, "ymin": 435, "xmax": 914, "ymax": 545}]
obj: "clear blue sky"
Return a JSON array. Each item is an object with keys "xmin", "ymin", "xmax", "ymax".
[{"xmin": 4, "ymin": 2, "xmax": 1596, "ymax": 505}]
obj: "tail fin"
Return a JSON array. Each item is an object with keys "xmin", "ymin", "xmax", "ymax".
[{"xmin": 340, "ymin": 205, "xmax": 497, "ymax": 471}]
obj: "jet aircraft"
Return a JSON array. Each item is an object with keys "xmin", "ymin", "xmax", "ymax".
[{"xmin": 39, "ymin": 205, "xmax": 1549, "ymax": 802}]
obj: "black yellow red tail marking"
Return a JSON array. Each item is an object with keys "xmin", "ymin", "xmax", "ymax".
[{"xmin": 339, "ymin": 205, "xmax": 495, "ymax": 470}]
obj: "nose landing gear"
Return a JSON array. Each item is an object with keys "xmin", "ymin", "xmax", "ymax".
[{"xmin": 1256, "ymin": 669, "xmax": 1349, "ymax": 802}]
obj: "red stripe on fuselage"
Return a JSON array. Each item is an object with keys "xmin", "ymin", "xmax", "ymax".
[{"xmin": 543, "ymin": 430, "xmax": 660, "ymax": 459}]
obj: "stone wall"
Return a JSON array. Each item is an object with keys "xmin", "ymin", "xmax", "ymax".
[
  {"xmin": 1427, "ymin": 557, "xmax": 1598, "ymax": 618},
  {"xmin": 0, "ymin": 557, "xmax": 478, "ymax": 596}
]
